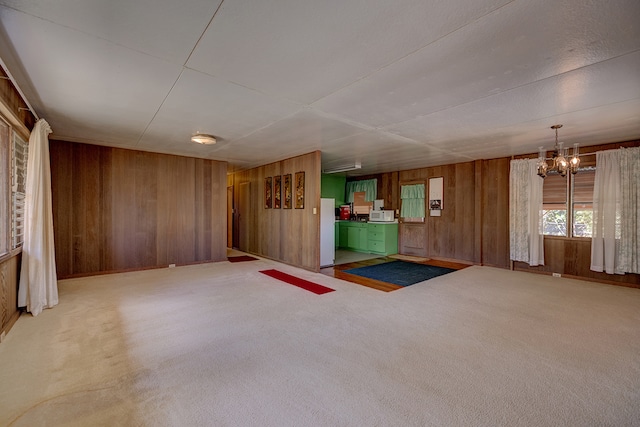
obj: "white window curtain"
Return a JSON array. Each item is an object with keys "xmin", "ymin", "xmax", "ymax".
[
  {"xmin": 590, "ymin": 149, "xmax": 621, "ymax": 274},
  {"xmin": 346, "ymin": 179, "xmax": 377, "ymax": 202},
  {"xmin": 509, "ymin": 159, "xmax": 544, "ymax": 266},
  {"xmin": 18, "ymin": 119, "xmax": 58, "ymax": 316},
  {"xmin": 619, "ymin": 147, "xmax": 640, "ymax": 274},
  {"xmin": 591, "ymin": 147, "xmax": 640, "ymax": 274}
]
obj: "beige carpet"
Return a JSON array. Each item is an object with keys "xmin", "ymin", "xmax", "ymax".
[{"xmin": 1, "ymin": 257, "xmax": 639, "ymax": 426}]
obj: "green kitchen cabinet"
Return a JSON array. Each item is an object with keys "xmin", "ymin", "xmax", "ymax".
[
  {"xmin": 367, "ymin": 223, "xmax": 398, "ymax": 256},
  {"xmin": 338, "ymin": 221, "xmax": 398, "ymax": 255},
  {"xmin": 338, "ymin": 222, "xmax": 348, "ymax": 248},
  {"xmin": 338, "ymin": 221, "xmax": 368, "ymax": 253},
  {"xmin": 346, "ymin": 224, "xmax": 368, "ymax": 251}
]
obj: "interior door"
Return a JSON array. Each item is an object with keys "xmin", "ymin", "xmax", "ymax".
[
  {"xmin": 227, "ymin": 186, "xmax": 233, "ymax": 248},
  {"xmin": 237, "ymin": 182, "xmax": 251, "ymax": 252},
  {"xmin": 398, "ymin": 181, "xmax": 428, "ymax": 257},
  {"xmin": 399, "ymin": 223, "xmax": 428, "ymax": 257}
]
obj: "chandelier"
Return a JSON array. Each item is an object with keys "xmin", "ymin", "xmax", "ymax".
[{"xmin": 537, "ymin": 124, "xmax": 579, "ymax": 178}]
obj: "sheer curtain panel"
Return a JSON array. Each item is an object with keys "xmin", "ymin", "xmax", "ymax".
[
  {"xmin": 590, "ymin": 150, "xmax": 622, "ymax": 274},
  {"xmin": 509, "ymin": 159, "xmax": 544, "ymax": 266},
  {"xmin": 593, "ymin": 146, "xmax": 640, "ymax": 274},
  {"xmin": 18, "ymin": 119, "xmax": 58, "ymax": 316},
  {"xmin": 619, "ymin": 147, "xmax": 640, "ymax": 274}
]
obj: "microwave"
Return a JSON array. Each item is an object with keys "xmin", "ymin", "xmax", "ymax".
[{"xmin": 369, "ymin": 209, "xmax": 395, "ymax": 222}]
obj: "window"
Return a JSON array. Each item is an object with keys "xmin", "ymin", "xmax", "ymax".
[
  {"xmin": 0, "ymin": 117, "xmax": 28, "ymax": 257},
  {"xmin": 11, "ymin": 132, "xmax": 28, "ymax": 248},
  {"xmin": 572, "ymin": 168, "xmax": 595, "ymax": 237},
  {"xmin": 400, "ymin": 183, "xmax": 425, "ymax": 222},
  {"xmin": 542, "ymin": 172, "xmax": 567, "ymax": 236},
  {"xmin": 542, "ymin": 167, "xmax": 595, "ymax": 237},
  {"xmin": 0, "ymin": 118, "xmax": 9, "ymax": 257}
]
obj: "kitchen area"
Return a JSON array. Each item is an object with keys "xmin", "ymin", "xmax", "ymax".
[{"xmin": 320, "ymin": 174, "xmax": 398, "ymax": 267}]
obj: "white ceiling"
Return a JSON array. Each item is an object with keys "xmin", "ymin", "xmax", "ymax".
[{"xmin": 0, "ymin": 0, "xmax": 639, "ymax": 176}]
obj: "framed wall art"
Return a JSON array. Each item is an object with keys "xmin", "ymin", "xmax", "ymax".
[
  {"xmin": 264, "ymin": 176, "xmax": 272, "ymax": 209},
  {"xmin": 283, "ymin": 174, "xmax": 292, "ymax": 209},
  {"xmin": 295, "ymin": 171, "xmax": 305, "ymax": 209},
  {"xmin": 274, "ymin": 175, "xmax": 281, "ymax": 209},
  {"xmin": 429, "ymin": 176, "xmax": 443, "ymax": 217}
]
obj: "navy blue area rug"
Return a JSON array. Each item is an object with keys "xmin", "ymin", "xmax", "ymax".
[{"xmin": 344, "ymin": 261, "xmax": 456, "ymax": 287}]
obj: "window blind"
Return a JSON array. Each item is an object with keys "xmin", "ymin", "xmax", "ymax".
[{"xmin": 11, "ymin": 131, "xmax": 27, "ymax": 249}]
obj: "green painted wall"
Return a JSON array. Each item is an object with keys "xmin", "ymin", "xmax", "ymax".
[{"xmin": 321, "ymin": 174, "xmax": 346, "ymax": 207}]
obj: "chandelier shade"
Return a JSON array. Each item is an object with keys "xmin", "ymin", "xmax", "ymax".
[{"xmin": 537, "ymin": 125, "xmax": 579, "ymax": 178}]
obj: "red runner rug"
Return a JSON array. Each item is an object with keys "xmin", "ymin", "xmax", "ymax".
[
  {"xmin": 228, "ymin": 255, "xmax": 258, "ymax": 263},
  {"xmin": 259, "ymin": 269, "xmax": 335, "ymax": 295}
]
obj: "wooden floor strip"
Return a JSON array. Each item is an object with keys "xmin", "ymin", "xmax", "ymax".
[{"xmin": 321, "ymin": 256, "xmax": 469, "ymax": 292}]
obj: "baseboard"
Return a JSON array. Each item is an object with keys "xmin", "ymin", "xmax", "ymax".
[
  {"xmin": 427, "ymin": 256, "xmax": 476, "ymax": 266},
  {"xmin": 512, "ymin": 267, "xmax": 640, "ymax": 289},
  {"xmin": 57, "ymin": 257, "xmax": 228, "ymax": 280}
]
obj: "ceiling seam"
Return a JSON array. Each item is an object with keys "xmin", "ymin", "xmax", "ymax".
[
  {"xmin": 308, "ymin": 0, "xmax": 519, "ymax": 106},
  {"xmin": 133, "ymin": 0, "xmax": 228, "ymax": 149},
  {"xmin": 380, "ymin": 48, "xmax": 640, "ymax": 130},
  {"xmin": 0, "ymin": 4, "xmax": 182, "ymax": 67},
  {"xmin": 182, "ymin": 65, "xmax": 307, "ymax": 108},
  {"xmin": 183, "ymin": 0, "xmax": 226, "ymax": 66},
  {"xmin": 135, "ymin": 68, "xmax": 185, "ymax": 146}
]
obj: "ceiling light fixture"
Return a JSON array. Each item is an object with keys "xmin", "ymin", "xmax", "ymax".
[
  {"xmin": 322, "ymin": 161, "xmax": 362, "ymax": 174},
  {"xmin": 537, "ymin": 124, "xmax": 579, "ymax": 178},
  {"xmin": 191, "ymin": 133, "xmax": 216, "ymax": 145}
]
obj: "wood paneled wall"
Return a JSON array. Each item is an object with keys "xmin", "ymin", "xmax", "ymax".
[
  {"xmin": 50, "ymin": 140, "xmax": 227, "ymax": 278},
  {"xmin": 0, "ymin": 68, "xmax": 36, "ymax": 139},
  {"xmin": 231, "ymin": 151, "xmax": 321, "ymax": 272},
  {"xmin": 0, "ymin": 70, "xmax": 36, "ymax": 339},
  {"xmin": 514, "ymin": 239, "xmax": 639, "ymax": 288},
  {"xmin": 396, "ymin": 161, "xmax": 480, "ymax": 263},
  {"xmin": 480, "ymin": 158, "xmax": 510, "ymax": 268},
  {"xmin": 352, "ymin": 140, "xmax": 640, "ymax": 287},
  {"xmin": 0, "ymin": 254, "xmax": 20, "ymax": 339}
]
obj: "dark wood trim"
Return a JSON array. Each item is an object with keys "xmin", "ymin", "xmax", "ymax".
[
  {"xmin": 473, "ymin": 160, "xmax": 483, "ymax": 264},
  {"xmin": 512, "ymin": 266, "xmax": 640, "ymax": 290},
  {"xmin": 322, "ymin": 256, "xmax": 469, "ymax": 292}
]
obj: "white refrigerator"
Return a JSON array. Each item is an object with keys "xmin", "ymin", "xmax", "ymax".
[{"xmin": 320, "ymin": 198, "xmax": 335, "ymax": 267}]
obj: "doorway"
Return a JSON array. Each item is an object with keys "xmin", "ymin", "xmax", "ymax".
[
  {"xmin": 237, "ymin": 182, "xmax": 251, "ymax": 252},
  {"xmin": 227, "ymin": 186, "xmax": 233, "ymax": 248}
]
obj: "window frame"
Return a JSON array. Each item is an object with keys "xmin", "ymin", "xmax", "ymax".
[
  {"xmin": 542, "ymin": 165, "xmax": 595, "ymax": 240},
  {"xmin": 0, "ymin": 116, "xmax": 10, "ymax": 259},
  {"xmin": 11, "ymin": 131, "xmax": 28, "ymax": 249},
  {"xmin": 0, "ymin": 113, "xmax": 29, "ymax": 263},
  {"xmin": 399, "ymin": 180, "xmax": 426, "ymax": 223}
]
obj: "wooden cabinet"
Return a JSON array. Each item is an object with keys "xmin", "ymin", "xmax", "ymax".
[
  {"xmin": 0, "ymin": 254, "xmax": 20, "ymax": 339},
  {"xmin": 338, "ymin": 221, "xmax": 398, "ymax": 255}
]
